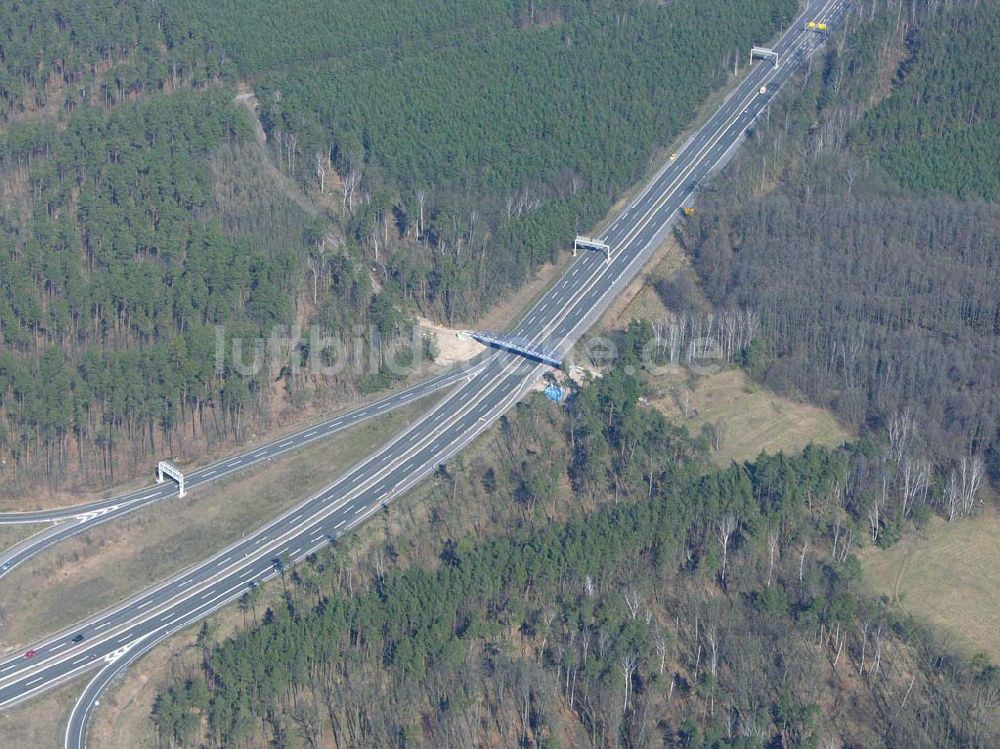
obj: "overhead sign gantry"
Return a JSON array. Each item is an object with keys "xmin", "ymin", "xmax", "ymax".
[
  {"xmin": 157, "ymin": 461, "xmax": 187, "ymax": 497},
  {"xmin": 750, "ymin": 46, "xmax": 779, "ymax": 68},
  {"xmin": 574, "ymin": 235, "xmax": 613, "ymax": 262}
]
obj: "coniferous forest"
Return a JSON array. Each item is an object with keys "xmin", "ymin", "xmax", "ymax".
[
  {"xmin": 146, "ymin": 1, "xmax": 1000, "ymax": 746},
  {"xmin": 0, "ymin": 0, "xmax": 796, "ymax": 497},
  {"xmin": 151, "ymin": 368, "xmax": 1000, "ymax": 748},
  {"xmin": 682, "ymin": 0, "xmax": 1000, "ymax": 492},
  {"xmin": 2, "ymin": 0, "xmax": 999, "ymax": 747}
]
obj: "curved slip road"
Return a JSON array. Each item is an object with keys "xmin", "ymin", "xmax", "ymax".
[
  {"xmin": 0, "ymin": 363, "xmax": 480, "ymax": 578},
  {"xmin": 0, "ymin": 1, "xmax": 849, "ymax": 744}
]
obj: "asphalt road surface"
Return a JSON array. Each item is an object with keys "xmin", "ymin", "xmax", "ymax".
[
  {"xmin": 0, "ymin": 1, "xmax": 849, "ymax": 745},
  {"xmin": 0, "ymin": 364, "xmax": 479, "ymax": 578}
]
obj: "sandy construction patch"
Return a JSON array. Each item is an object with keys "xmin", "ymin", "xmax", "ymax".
[{"xmin": 417, "ymin": 317, "xmax": 486, "ymax": 365}]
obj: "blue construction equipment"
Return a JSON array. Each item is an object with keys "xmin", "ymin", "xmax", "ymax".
[{"xmin": 544, "ymin": 384, "xmax": 566, "ymax": 402}]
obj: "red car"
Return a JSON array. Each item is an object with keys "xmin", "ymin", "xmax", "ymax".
[{"xmin": 22, "ymin": 649, "xmax": 37, "ymax": 658}]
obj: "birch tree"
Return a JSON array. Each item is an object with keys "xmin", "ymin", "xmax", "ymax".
[
  {"xmin": 766, "ymin": 527, "xmax": 780, "ymax": 587},
  {"xmin": 619, "ymin": 652, "xmax": 637, "ymax": 713},
  {"xmin": 716, "ymin": 513, "xmax": 737, "ymax": 586},
  {"xmin": 314, "ymin": 151, "xmax": 326, "ymax": 193},
  {"xmin": 959, "ymin": 454, "xmax": 984, "ymax": 516}
]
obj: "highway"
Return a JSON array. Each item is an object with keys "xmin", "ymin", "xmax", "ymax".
[
  {"xmin": 0, "ymin": 363, "xmax": 479, "ymax": 578},
  {"xmin": 0, "ymin": 1, "xmax": 848, "ymax": 745}
]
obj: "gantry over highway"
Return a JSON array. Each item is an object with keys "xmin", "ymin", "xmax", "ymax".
[
  {"xmin": 0, "ymin": 1, "xmax": 849, "ymax": 745},
  {"xmin": 0, "ymin": 364, "xmax": 478, "ymax": 578}
]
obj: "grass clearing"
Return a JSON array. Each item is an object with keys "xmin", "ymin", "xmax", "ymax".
[
  {"xmin": 859, "ymin": 510, "xmax": 1000, "ymax": 664},
  {"xmin": 0, "ymin": 394, "xmax": 439, "ymax": 651},
  {"xmin": 589, "ymin": 228, "xmax": 848, "ymax": 466},
  {"xmin": 649, "ymin": 368, "xmax": 850, "ymax": 464}
]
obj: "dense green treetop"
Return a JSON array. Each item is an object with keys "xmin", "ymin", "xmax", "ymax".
[
  {"xmin": 1, "ymin": 0, "xmax": 799, "ymax": 492},
  {"xmin": 0, "ymin": 0, "xmax": 225, "ymax": 124},
  {"xmin": 852, "ymin": 1, "xmax": 1000, "ymax": 201}
]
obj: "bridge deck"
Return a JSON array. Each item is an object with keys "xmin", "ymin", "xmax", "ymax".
[{"xmin": 471, "ymin": 331, "xmax": 563, "ymax": 367}]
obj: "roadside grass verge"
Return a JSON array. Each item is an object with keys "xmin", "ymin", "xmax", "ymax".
[
  {"xmin": 0, "ymin": 394, "xmax": 440, "ymax": 649},
  {"xmin": 0, "ymin": 524, "xmax": 48, "ymax": 555}
]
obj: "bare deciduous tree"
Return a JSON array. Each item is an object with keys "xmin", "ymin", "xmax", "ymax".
[
  {"xmin": 712, "ymin": 416, "xmax": 726, "ymax": 452},
  {"xmin": 619, "ymin": 652, "xmax": 637, "ymax": 713},
  {"xmin": 766, "ymin": 527, "xmax": 780, "ymax": 587},
  {"xmin": 831, "ymin": 518, "xmax": 854, "ymax": 564},
  {"xmin": 281, "ymin": 130, "xmax": 298, "ymax": 175},
  {"xmin": 944, "ymin": 469, "xmax": 960, "ymax": 522},
  {"xmin": 716, "ymin": 513, "xmax": 737, "ymax": 586},
  {"xmin": 314, "ymin": 151, "xmax": 326, "ymax": 193},
  {"xmin": 342, "ymin": 163, "xmax": 362, "ymax": 215},
  {"xmin": 706, "ymin": 626, "xmax": 720, "ymax": 679},
  {"xmin": 306, "ymin": 237, "xmax": 326, "ymax": 305},
  {"xmin": 899, "ymin": 456, "xmax": 930, "ymax": 519},
  {"xmin": 959, "ymin": 454, "xmax": 984, "ymax": 516},
  {"xmin": 887, "ymin": 410, "xmax": 914, "ymax": 465},
  {"xmin": 654, "ymin": 625, "xmax": 670, "ymax": 675},
  {"xmin": 624, "ymin": 588, "xmax": 643, "ymax": 620},
  {"xmin": 868, "ymin": 495, "xmax": 881, "ymax": 541}
]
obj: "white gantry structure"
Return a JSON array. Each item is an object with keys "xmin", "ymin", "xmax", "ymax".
[
  {"xmin": 751, "ymin": 46, "xmax": 779, "ymax": 68},
  {"xmin": 573, "ymin": 235, "xmax": 613, "ymax": 262},
  {"xmin": 157, "ymin": 461, "xmax": 187, "ymax": 497}
]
